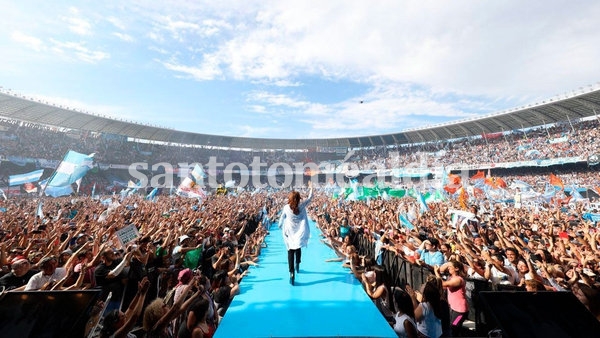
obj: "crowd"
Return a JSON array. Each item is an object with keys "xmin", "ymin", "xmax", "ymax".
[
  {"xmin": 1, "ymin": 117, "xmax": 599, "ymax": 173},
  {"xmin": 0, "ymin": 192, "xmax": 278, "ymax": 337},
  {"xmin": 1, "ymin": 113, "xmax": 600, "ymax": 337},
  {"xmin": 1, "ymin": 175, "xmax": 599, "ymax": 337},
  {"xmin": 312, "ymin": 191, "xmax": 600, "ymax": 337}
]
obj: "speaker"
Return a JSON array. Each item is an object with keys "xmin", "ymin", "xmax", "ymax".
[
  {"xmin": 479, "ymin": 291, "xmax": 600, "ymax": 338},
  {"xmin": 0, "ymin": 289, "xmax": 101, "ymax": 338}
]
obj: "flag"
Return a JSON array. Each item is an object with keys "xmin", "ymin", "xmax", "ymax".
[
  {"xmin": 399, "ymin": 213, "xmax": 415, "ymax": 230},
  {"xmin": 416, "ymin": 189, "xmax": 429, "ymax": 214},
  {"xmin": 176, "ymin": 164, "xmax": 206, "ymax": 199},
  {"xmin": 470, "ymin": 170, "xmax": 485, "ymax": 181},
  {"xmin": 146, "ymin": 187, "xmax": 159, "ymax": 201},
  {"xmin": 582, "ymin": 213, "xmax": 600, "ymax": 223},
  {"xmin": 75, "ymin": 178, "xmax": 82, "ymax": 193},
  {"xmin": 458, "ymin": 187, "xmax": 469, "ymax": 210},
  {"xmin": 510, "ymin": 179, "xmax": 532, "ymax": 191},
  {"xmin": 541, "ymin": 183, "xmax": 556, "ymax": 202},
  {"xmin": 9, "ymin": 169, "xmax": 44, "ymax": 186},
  {"xmin": 444, "ymin": 184, "xmax": 461, "ymax": 195},
  {"xmin": 44, "ymin": 184, "xmax": 74, "ymax": 197},
  {"xmin": 569, "ymin": 184, "xmax": 585, "ymax": 202},
  {"xmin": 189, "ymin": 164, "xmax": 207, "ymax": 181},
  {"xmin": 388, "ymin": 189, "xmax": 406, "ymax": 198},
  {"xmin": 0, "ymin": 188, "xmax": 7, "ymax": 200},
  {"xmin": 549, "ymin": 173, "xmax": 564, "ymax": 190},
  {"xmin": 448, "ymin": 174, "xmax": 462, "ymax": 185},
  {"xmin": 47, "ymin": 151, "xmax": 94, "ymax": 187},
  {"xmin": 449, "ymin": 210, "xmax": 477, "ymax": 229},
  {"xmin": 23, "ymin": 182, "xmax": 38, "ymax": 193}
]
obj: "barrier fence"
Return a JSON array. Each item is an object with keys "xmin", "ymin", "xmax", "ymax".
[{"xmin": 353, "ymin": 232, "xmax": 525, "ymax": 335}]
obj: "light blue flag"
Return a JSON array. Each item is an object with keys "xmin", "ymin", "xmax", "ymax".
[
  {"xmin": 146, "ymin": 187, "xmax": 159, "ymax": 201},
  {"xmin": 510, "ymin": 180, "xmax": 532, "ymax": 191},
  {"xmin": 582, "ymin": 213, "xmax": 600, "ymax": 223},
  {"xmin": 48, "ymin": 150, "xmax": 94, "ymax": 187},
  {"xmin": 190, "ymin": 164, "xmax": 207, "ymax": 180},
  {"xmin": 9, "ymin": 169, "xmax": 44, "ymax": 186},
  {"xmin": 45, "ymin": 184, "xmax": 74, "ymax": 197},
  {"xmin": 541, "ymin": 183, "xmax": 556, "ymax": 202},
  {"xmin": 569, "ymin": 184, "xmax": 585, "ymax": 201},
  {"xmin": 416, "ymin": 189, "xmax": 429, "ymax": 214},
  {"xmin": 399, "ymin": 213, "xmax": 415, "ymax": 230}
]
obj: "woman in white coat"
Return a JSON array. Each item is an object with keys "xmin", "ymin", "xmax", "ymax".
[{"xmin": 278, "ymin": 181, "xmax": 313, "ymax": 285}]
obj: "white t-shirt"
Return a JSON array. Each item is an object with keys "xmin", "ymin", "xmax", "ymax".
[
  {"xmin": 394, "ymin": 313, "xmax": 417, "ymax": 338},
  {"xmin": 416, "ymin": 302, "xmax": 442, "ymax": 338},
  {"xmin": 25, "ymin": 267, "xmax": 67, "ymax": 291}
]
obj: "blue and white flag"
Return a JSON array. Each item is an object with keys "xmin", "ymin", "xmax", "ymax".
[
  {"xmin": 569, "ymin": 184, "xmax": 585, "ymax": 202},
  {"xmin": 47, "ymin": 151, "xmax": 94, "ymax": 187},
  {"xmin": 399, "ymin": 213, "xmax": 415, "ymax": 230},
  {"xmin": 9, "ymin": 169, "xmax": 44, "ymax": 186},
  {"xmin": 45, "ymin": 184, "xmax": 74, "ymax": 197},
  {"xmin": 146, "ymin": 187, "xmax": 159, "ymax": 201},
  {"xmin": 189, "ymin": 164, "xmax": 207, "ymax": 180},
  {"xmin": 416, "ymin": 189, "xmax": 429, "ymax": 214},
  {"xmin": 582, "ymin": 213, "xmax": 600, "ymax": 223}
]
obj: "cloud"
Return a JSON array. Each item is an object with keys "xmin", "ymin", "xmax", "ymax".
[
  {"xmin": 113, "ymin": 32, "xmax": 134, "ymax": 42},
  {"xmin": 63, "ymin": 7, "xmax": 92, "ymax": 36},
  {"xmin": 49, "ymin": 39, "xmax": 110, "ymax": 63},
  {"xmin": 11, "ymin": 31, "xmax": 44, "ymax": 51},
  {"xmin": 106, "ymin": 16, "xmax": 126, "ymax": 30},
  {"xmin": 160, "ymin": 55, "xmax": 222, "ymax": 80}
]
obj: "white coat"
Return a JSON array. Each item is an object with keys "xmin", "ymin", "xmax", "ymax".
[{"xmin": 278, "ymin": 190, "xmax": 312, "ymax": 250}]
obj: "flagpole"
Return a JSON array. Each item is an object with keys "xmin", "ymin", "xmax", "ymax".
[{"xmin": 566, "ymin": 115, "xmax": 575, "ymax": 133}]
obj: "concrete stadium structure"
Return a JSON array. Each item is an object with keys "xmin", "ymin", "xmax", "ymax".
[{"xmin": 1, "ymin": 87, "xmax": 600, "ymax": 149}]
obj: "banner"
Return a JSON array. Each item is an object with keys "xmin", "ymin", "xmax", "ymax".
[
  {"xmin": 9, "ymin": 169, "xmax": 44, "ymax": 186},
  {"xmin": 548, "ymin": 136, "xmax": 569, "ymax": 144},
  {"xmin": 47, "ymin": 151, "xmax": 95, "ymax": 187},
  {"xmin": 116, "ymin": 224, "xmax": 140, "ymax": 248}
]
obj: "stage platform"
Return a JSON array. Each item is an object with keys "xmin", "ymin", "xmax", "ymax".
[{"xmin": 214, "ymin": 220, "xmax": 397, "ymax": 338}]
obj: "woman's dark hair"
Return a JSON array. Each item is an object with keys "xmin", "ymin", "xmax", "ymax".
[
  {"xmin": 422, "ymin": 280, "xmax": 443, "ymax": 320},
  {"xmin": 450, "ymin": 260, "xmax": 465, "ymax": 276},
  {"xmin": 393, "ymin": 288, "xmax": 415, "ymax": 319},
  {"xmin": 288, "ymin": 191, "xmax": 301, "ymax": 215},
  {"xmin": 100, "ymin": 310, "xmax": 120, "ymax": 337},
  {"xmin": 189, "ymin": 298, "xmax": 210, "ymax": 322}
]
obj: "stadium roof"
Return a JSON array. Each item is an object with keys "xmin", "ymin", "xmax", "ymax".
[{"xmin": 1, "ymin": 88, "xmax": 600, "ymax": 150}]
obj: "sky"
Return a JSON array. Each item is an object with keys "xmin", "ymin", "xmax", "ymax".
[{"xmin": 1, "ymin": 1, "xmax": 599, "ymax": 140}]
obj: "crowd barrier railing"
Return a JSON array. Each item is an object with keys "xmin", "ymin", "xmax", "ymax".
[{"xmin": 353, "ymin": 232, "xmax": 519, "ymax": 335}]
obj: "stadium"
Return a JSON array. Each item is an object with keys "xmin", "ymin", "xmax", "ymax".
[
  {"xmin": 1, "ymin": 82, "xmax": 600, "ymax": 338},
  {"xmin": 2, "ymin": 2, "xmax": 600, "ymax": 337}
]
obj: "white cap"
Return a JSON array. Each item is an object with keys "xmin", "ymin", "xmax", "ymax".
[{"xmin": 179, "ymin": 235, "xmax": 190, "ymax": 243}]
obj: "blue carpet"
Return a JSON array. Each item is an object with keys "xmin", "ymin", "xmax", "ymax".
[{"xmin": 214, "ymin": 220, "xmax": 397, "ymax": 338}]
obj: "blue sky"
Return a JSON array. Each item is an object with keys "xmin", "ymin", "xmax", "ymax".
[{"xmin": 1, "ymin": 1, "xmax": 600, "ymax": 139}]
